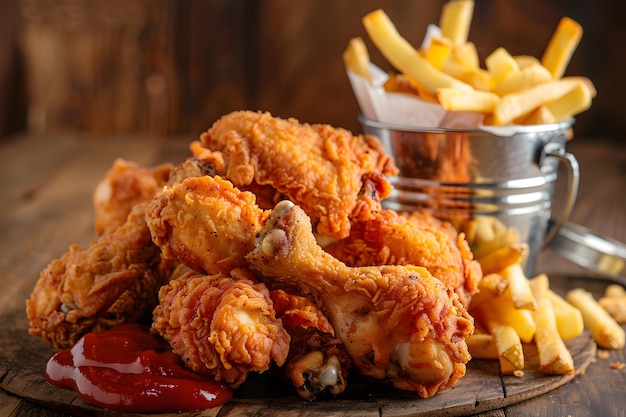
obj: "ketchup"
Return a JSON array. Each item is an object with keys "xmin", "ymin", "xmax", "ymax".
[{"xmin": 45, "ymin": 324, "xmax": 232, "ymax": 413}]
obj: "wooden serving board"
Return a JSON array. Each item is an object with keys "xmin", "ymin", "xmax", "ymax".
[{"xmin": 1, "ymin": 306, "xmax": 596, "ymax": 417}]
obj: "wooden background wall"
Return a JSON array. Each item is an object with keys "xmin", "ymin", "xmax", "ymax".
[{"xmin": 1, "ymin": 0, "xmax": 624, "ymax": 140}]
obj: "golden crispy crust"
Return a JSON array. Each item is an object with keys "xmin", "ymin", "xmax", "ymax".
[
  {"xmin": 93, "ymin": 158, "xmax": 173, "ymax": 236},
  {"xmin": 145, "ymin": 175, "xmax": 269, "ymax": 275},
  {"xmin": 324, "ymin": 209, "xmax": 482, "ymax": 306},
  {"xmin": 198, "ymin": 110, "xmax": 397, "ymax": 239},
  {"xmin": 152, "ymin": 269, "xmax": 290, "ymax": 388},
  {"xmin": 27, "ymin": 201, "xmax": 170, "ymax": 350}
]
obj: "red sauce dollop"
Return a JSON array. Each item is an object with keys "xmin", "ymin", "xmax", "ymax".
[{"xmin": 45, "ymin": 323, "xmax": 232, "ymax": 413}]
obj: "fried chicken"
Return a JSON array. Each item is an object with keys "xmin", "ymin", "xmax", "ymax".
[
  {"xmin": 324, "ymin": 209, "xmax": 482, "ymax": 306},
  {"xmin": 144, "ymin": 174, "xmax": 472, "ymax": 397},
  {"xmin": 93, "ymin": 155, "xmax": 222, "ymax": 237},
  {"xmin": 164, "ymin": 156, "xmax": 218, "ymax": 186},
  {"xmin": 151, "ymin": 268, "xmax": 290, "ymax": 388},
  {"xmin": 27, "ymin": 201, "xmax": 171, "ymax": 350},
  {"xmin": 270, "ymin": 289, "xmax": 351, "ymax": 400},
  {"xmin": 146, "ymin": 175, "xmax": 270, "ymax": 275},
  {"xmin": 247, "ymin": 201, "xmax": 474, "ymax": 398},
  {"xmin": 93, "ymin": 158, "xmax": 173, "ymax": 236},
  {"xmin": 196, "ymin": 110, "xmax": 398, "ymax": 239}
]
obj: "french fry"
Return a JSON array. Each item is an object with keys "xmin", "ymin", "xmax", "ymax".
[
  {"xmin": 422, "ymin": 36, "xmax": 452, "ymax": 70},
  {"xmin": 541, "ymin": 16, "xmax": 583, "ymax": 79},
  {"xmin": 544, "ymin": 82, "xmax": 592, "ymax": 121},
  {"xmin": 452, "ymin": 217, "xmax": 477, "ymax": 246},
  {"xmin": 490, "ymin": 322, "xmax": 524, "ymax": 374},
  {"xmin": 383, "ymin": 74, "xmax": 420, "ymax": 96},
  {"xmin": 514, "ymin": 54, "xmax": 541, "ymax": 69},
  {"xmin": 547, "ymin": 290, "xmax": 584, "ymax": 340},
  {"xmin": 596, "ymin": 253, "xmax": 626, "ymax": 276},
  {"xmin": 472, "ymin": 304, "xmax": 525, "ymax": 372},
  {"xmin": 463, "ymin": 68, "xmax": 494, "ymax": 91},
  {"xmin": 478, "ymin": 273, "xmax": 509, "ymax": 295},
  {"xmin": 472, "ymin": 290, "xmax": 536, "ymax": 343},
  {"xmin": 477, "ymin": 244, "xmax": 528, "ymax": 275},
  {"xmin": 516, "ymin": 105, "xmax": 556, "ymax": 125},
  {"xmin": 598, "ymin": 283, "xmax": 626, "ymax": 325},
  {"xmin": 468, "ymin": 273, "xmax": 509, "ymax": 309},
  {"xmin": 466, "ymin": 333, "xmax": 499, "ymax": 359},
  {"xmin": 436, "ymin": 88, "xmax": 500, "ymax": 113},
  {"xmin": 486, "ymin": 47, "xmax": 520, "ymax": 85},
  {"xmin": 564, "ymin": 76, "xmax": 597, "ymax": 97},
  {"xmin": 598, "ymin": 296, "xmax": 626, "ymax": 324},
  {"xmin": 473, "ymin": 215, "xmax": 496, "ymax": 245},
  {"xmin": 491, "ymin": 64, "xmax": 552, "ymax": 96},
  {"xmin": 442, "ymin": 41, "xmax": 480, "ymax": 80},
  {"xmin": 528, "ymin": 273, "xmax": 583, "ymax": 340},
  {"xmin": 342, "ymin": 37, "xmax": 372, "ymax": 82},
  {"xmin": 566, "ymin": 288, "xmax": 625, "ymax": 349},
  {"xmin": 502, "ymin": 263, "xmax": 536, "ymax": 311},
  {"xmin": 528, "ymin": 272, "xmax": 550, "ymax": 300},
  {"xmin": 439, "ymin": 0, "xmax": 475, "ymax": 46},
  {"xmin": 533, "ymin": 298, "xmax": 575, "ymax": 374},
  {"xmin": 362, "ymin": 9, "xmax": 472, "ymax": 95},
  {"xmin": 492, "ymin": 78, "xmax": 589, "ymax": 125},
  {"xmin": 472, "ymin": 224, "xmax": 521, "ymax": 259},
  {"xmin": 604, "ymin": 284, "xmax": 626, "ymax": 298}
]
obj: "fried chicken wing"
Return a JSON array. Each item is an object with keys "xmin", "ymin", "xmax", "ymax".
[
  {"xmin": 270, "ymin": 289, "xmax": 351, "ymax": 400},
  {"xmin": 247, "ymin": 201, "xmax": 474, "ymax": 398},
  {"xmin": 27, "ymin": 201, "xmax": 171, "ymax": 350},
  {"xmin": 324, "ymin": 209, "xmax": 482, "ymax": 306},
  {"xmin": 151, "ymin": 268, "xmax": 290, "ymax": 388},
  {"xmin": 93, "ymin": 158, "xmax": 173, "ymax": 236},
  {"xmin": 146, "ymin": 175, "xmax": 270, "ymax": 275},
  {"xmin": 197, "ymin": 110, "xmax": 398, "ymax": 239}
]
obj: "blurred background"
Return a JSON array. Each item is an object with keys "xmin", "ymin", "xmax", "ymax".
[{"xmin": 0, "ymin": 0, "xmax": 624, "ymax": 141}]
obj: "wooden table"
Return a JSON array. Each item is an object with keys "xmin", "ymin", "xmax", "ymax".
[{"xmin": 0, "ymin": 132, "xmax": 624, "ymax": 416}]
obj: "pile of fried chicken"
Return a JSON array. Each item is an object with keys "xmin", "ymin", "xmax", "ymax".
[{"xmin": 27, "ymin": 110, "xmax": 481, "ymax": 401}]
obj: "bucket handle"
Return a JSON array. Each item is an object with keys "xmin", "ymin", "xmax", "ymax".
[{"xmin": 542, "ymin": 142, "xmax": 580, "ymax": 247}]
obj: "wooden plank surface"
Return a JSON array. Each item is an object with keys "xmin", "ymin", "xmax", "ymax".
[{"xmin": 0, "ymin": 134, "xmax": 624, "ymax": 416}]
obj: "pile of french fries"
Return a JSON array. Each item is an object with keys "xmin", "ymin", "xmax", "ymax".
[
  {"xmin": 456, "ymin": 214, "xmax": 625, "ymax": 377},
  {"xmin": 343, "ymin": 0, "xmax": 596, "ymax": 126}
]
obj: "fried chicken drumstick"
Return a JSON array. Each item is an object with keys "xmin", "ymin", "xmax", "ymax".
[
  {"xmin": 248, "ymin": 200, "xmax": 474, "ymax": 398},
  {"xmin": 196, "ymin": 110, "xmax": 398, "ymax": 239}
]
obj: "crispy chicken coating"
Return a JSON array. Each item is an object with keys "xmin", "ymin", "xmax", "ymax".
[
  {"xmin": 197, "ymin": 110, "xmax": 398, "ymax": 239},
  {"xmin": 247, "ymin": 201, "xmax": 474, "ymax": 398},
  {"xmin": 151, "ymin": 268, "xmax": 290, "ymax": 388},
  {"xmin": 93, "ymin": 158, "xmax": 173, "ymax": 236},
  {"xmin": 27, "ymin": 201, "xmax": 171, "ymax": 350},
  {"xmin": 324, "ymin": 209, "xmax": 482, "ymax": 306},
  {"xmin": 146, "ymin": 175, "xmax": 270, "ymax": 275}
]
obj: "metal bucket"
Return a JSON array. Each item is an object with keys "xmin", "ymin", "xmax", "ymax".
[{"xmin": 360, "ymin": 115, "xmax": 580, "ymax": 276}]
